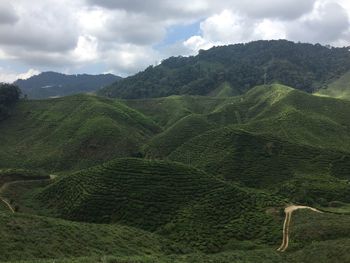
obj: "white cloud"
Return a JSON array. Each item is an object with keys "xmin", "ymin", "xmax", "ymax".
[
  {"xmin": 0, "ymin": 2, "xmax": 19, "ymax": 25},
  {"xmin": 0, "ymin": 68, "xmax": 40, "ymax": 83},
  {"xmin": 0, "ymin": 0, "xmax": 350, "ymax": 81},
  {"xmin": 232, "ymin": 0, "xmax": 316, "ymax": 20},
  {"xmin": 102, "ymin": 44, "xmax": 160, "ymax": 76}
]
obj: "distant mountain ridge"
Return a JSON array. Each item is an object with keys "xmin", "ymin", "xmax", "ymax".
[
  {"xmin": 14, "ymin": 71, "xmax": 121, "ymax": 99},
  {"xmin": 99, "ymin": 40, "xmax": 350, "ymax": 99}
]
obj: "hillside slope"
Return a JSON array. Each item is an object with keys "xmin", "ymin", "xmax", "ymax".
[
  {"xmin": 143, "ymin": 85, "xmax": 350, "ymax": 161},
  {"xmin": 0, "ymin": 95, "xmax": 160, "ymax": 172},
  {"xmin": 100, "ymin": 40, "xmax": 350, "ymax": 99},
  {"xmin": 316, "ymin": 70, "xmax": 350, "ymax": 100},
  {"xmin": 27, "ymin": 158, "xmax": 284, "ymax": 251},
  {"xmin": 0, "ymin": 211, "xmax": 174, "ymax": 262}
]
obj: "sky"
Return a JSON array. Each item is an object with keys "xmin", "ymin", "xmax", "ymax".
[{"xmin": 0, "ymin": 0, "xmax": 350, "ymax": 82}]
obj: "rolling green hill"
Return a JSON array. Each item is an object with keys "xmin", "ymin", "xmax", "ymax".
[
  {"xmin": 168, "ymin": 128, "xmax": 350, "ymax": 188},
  {"xmin": 2, "ymin": 72, "xmax": 350, "ymax": 263},
  {"xmin": 141, "ymin": 85, "xmax": 350, "ymax": 164},
  {"xmin": 316, "ymin": 70, "xmax": 350, "ymax": 100},
  {"xmin": 99, "ymin": 40, "xmax": 350, "ymax": 99},
  {"xmin": 0, "ymin": 94, "xmax": 160, "ymax": 172},
  {"xmin": 0, "ymin": 211, "xmax": 176, "ymax": 262},
  {"xmin": 14, "ymin": 158, "xmax": 284, "ymax": 252}
]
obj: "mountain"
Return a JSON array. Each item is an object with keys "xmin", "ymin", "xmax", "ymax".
[
  {"xmin": 14, "ymin": 71, "xmax": 121, "ymax": 99},
  {"xmin": 1, "ymin": 45, "xmax": 350, "ymax": 262},
  {"xmin": 99, "ymin": 40, "xmax": 350, "ymax": 99}
]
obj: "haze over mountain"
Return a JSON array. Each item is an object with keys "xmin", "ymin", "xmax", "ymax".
[{"xmin": 14, "ymin": 72, "xmax": 121, "ymax": 99}]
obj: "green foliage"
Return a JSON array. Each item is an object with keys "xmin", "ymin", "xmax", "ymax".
[
  {"xmin": 0, "ymin": 83, "xmax": 21, "ymax": 120},
  {"xmin": 316, "ymin": 70, "xmax": 350, "ymax": 100},
  {"xmin": 276, "ymin": 175, "xmax": 350, "ymax": 205},
  {"xmin": 289, "ymin": 210, "xmax": 350, "ymax": 249},
  {"xmin": 0, "ymin": 168, "xmax": 48, "ymax": 186},
  {"xmin": 0, "ymin": 211, "xmax": 174, "ymax": 262},
  {"xmin": 99, "ymin": 40, "xmax": 350, "ymax": 99},
  {"xmin": 34, "ymin": 158, "xmax": 223, "ymax": 228},
  {"xmin": 2, "ymin": 79, "xmax": 350, "ymax": 262},
  {"xmin": 23, "ymin": 158, "xmax": 284, "ymax": 252},
  {"xmin": 168, "ymin": 128, "xmax": 350, "ymax": 188},
  {"xmin": 0, "ymin": 94, "xmax": 160, "ymax": 172}
]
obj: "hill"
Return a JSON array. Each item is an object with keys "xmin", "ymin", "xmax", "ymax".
[
  {"xmin": 14, "ymin": 72, "xmax": 121, "ymax": 99},
  {"xmin": 0, "ymin": 94, "xmax": 160, "ymax": 172},
  {"xmin": 99, "ymin": 40, "xmax": 350, "ymax": 99},
  {"xmin": 19, "ymin": 158, "xmax": 284, "ymax": 252},
  {"xmin": 0, "ymin": 211, "xmax": 175, "ymax": 262},
  {"xmin": 316, "ymin": 70, "xmax": 350, "ymax": 100},
  {"xmin": 143, "ymin": 85, "xmax": 350, "ymax": 160}
]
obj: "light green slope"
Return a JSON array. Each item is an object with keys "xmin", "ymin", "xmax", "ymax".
[
  {"xmin": 316, "ymin": 70, "xmax": 350, "ymax": 100},
  {"xmin": 0, "ymin": 94, "xmax": 160, "ymax": 172}
]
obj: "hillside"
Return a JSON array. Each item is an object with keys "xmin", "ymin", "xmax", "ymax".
[
  {"xmin": 0, "ymin": 159, "xmax": 349, "ymax": 263},
  {"xmin": 316, "ymin": 70, "xmax": 350, "ymax": 100},
  {"xmin": 143, "ymin": 85, "xmax": 350, "ymax": 161},
  {"xmin": 0, "ymin": 211, "xmax": 175, "ymax": 262},
  {"xmin": 0, "ymin": 94, "xmax": 160, "ymax": 172},
  {"xmin": 1, "ymin": 80, "xmax": 350, "ymax": 262},
  {"xmin": 14, "ymin": 72, "xmax": 121, "ymax": 99},
  {"xmin": 99, "ymin": 40, "xmax": 350, "ymax": 99},
  {"xmin": 18, "ymin": 158, "xmax": 284, "ymax": 252}
]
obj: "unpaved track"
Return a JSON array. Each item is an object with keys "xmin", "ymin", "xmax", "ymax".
[
  {"xmin": 0, "ymin": 175, "xmax": 55, "ymax": 214},
  {"xmin": 0, "ymin": 197, "xmax": 15, "ymax": 213},
  {"xmin": 277, "ymin": 205, "xmax": 322, "ymax": 252}
]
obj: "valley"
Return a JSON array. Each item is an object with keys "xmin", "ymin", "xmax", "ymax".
[{"xmin": 1, "ymin": 41, "xmax": 350, "ymax": 262}]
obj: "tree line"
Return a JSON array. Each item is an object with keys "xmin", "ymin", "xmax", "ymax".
[{"xmin": 0, "ymin": 83, "xmax": 21, "ymax": 120}]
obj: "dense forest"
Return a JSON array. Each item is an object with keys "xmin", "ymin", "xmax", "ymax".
[{"xmin": 99, "ymin": 40, "xmax": 350, "ymax": 99}]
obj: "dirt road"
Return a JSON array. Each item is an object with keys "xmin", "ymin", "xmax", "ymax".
[
  {"xmin": 0, "ymin": 197, "xmax": 15, "ymax": 213},
  {"xmin": 277, "ymin": 205, "xmax": 322, "ymax": 252}
]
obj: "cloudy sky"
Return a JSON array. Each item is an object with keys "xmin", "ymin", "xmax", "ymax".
[{"xmin": 1, "ymin": 0, "xmax": 350, "ymax": 82}]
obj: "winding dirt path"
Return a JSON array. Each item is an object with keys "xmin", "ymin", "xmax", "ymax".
[
  {"xmin": 277, "ymin": 205, "xmax": 322, "ymax": 252},
  {"xmin": 0, "ymin": 197, "xmax": 15, "ymax": 213},
  {"xmin": 0, "ymin": 174, "xmax": 55, "ymax": 214}
]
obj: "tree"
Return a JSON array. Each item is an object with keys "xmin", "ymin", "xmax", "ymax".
[
  {"xmin": 0, "ymin": 83, "xmax": 21, "ymax": 106},
  {"xmin": 0, "ymin": 83, "xmax": 21, "ymax": 120}
]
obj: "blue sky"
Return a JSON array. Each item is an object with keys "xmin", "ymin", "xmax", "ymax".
[{"xmin": 0, "ymin": 0, "xmax": 350, "ymax": 82}]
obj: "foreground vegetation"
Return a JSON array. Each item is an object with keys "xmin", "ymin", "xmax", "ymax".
[{"xmin": 1, "ymin": 70, "xmax": 350, "ymax": 262}]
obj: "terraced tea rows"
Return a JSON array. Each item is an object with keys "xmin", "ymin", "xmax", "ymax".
[
  {"xmin": 35, "ymin": 158, "xmax": 225, "ymax": 230},
  {"xmin": 0, "ymin": 211, "xmax": 176, "ymax": 262},
  {"xmin": 168, "ymin": 127, "xmax": 350, "ymax": 188},
  {"xmin": 26, "ymin": 158, "xmax": 287, "ymax": 252},
  {"xmin": 0, "ymin": 95, "xmax": 160, "ymax": 172}
]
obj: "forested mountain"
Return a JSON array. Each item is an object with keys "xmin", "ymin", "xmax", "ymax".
[
  {"xmin": 14, "ymin": 71, "xmax": 121, "ymax": 99},
  {"xmin": 99, "ymin": 40, "xmax": 350, "ymax": 99}
]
